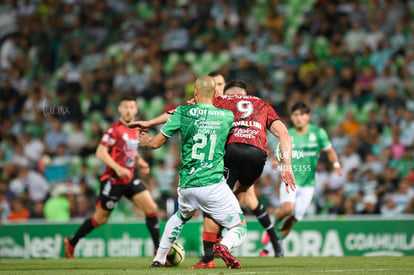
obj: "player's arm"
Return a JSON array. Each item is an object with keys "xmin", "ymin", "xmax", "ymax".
[
  {"xmin": 319, "ymin": 127, "xmax": 342, "ymax": 176},
  {"xmin": 136, "ymin": 152, "xmax": 150, "ymax": 176},
  {"xmin": 269, "ymin": 120, "xmax": 292, "ymax": 165},
  {"xmin": 269, "ymin": 120, "xmax": 296, "ymax": 192},
  {"xmin": 96, "ymin": 144, "xmax": 131, "ymax": 179},
  {"xmin": 325, "ymin": 146, "xmax": 342, "ymax": 176},
  {"xmin": 128, "ymin": 110, "xmax": 175, "ymax": 129},
  {"xmin": 139, "ymin": 132, "xmax": 168, "ymax": 149}
]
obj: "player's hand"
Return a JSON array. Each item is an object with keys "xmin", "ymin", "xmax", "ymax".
[
  {"xmin": 139, "ymin": 132, "xmax": 150, "ymax": 147},
  {"xmin": 281, "ymin": 168, "xmax": 296, "ymax": 193},
  {"xmin": 335, "ymin": 167, "xmax": 343, "ymax": 176},
  {"xmin": 116, "ymin": 167, "xmax": 132, "ymax": 179},
  {"xmin": 128, "ymin": 121, "xmax": 151, "ymax": 130},
  {"xmin": 187, "ymin": 98, "xmax": 195, "ymax": 105}
]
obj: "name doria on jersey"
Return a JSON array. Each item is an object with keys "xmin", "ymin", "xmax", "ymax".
[
  {"xmin": 232, "ymin": 120, "xmax": 262, "ymax": 130},
  {"xmin": 190, "ymin": 108, "xmax": 225, "ymax": 116}
]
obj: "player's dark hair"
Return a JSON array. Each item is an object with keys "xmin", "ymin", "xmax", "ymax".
[
  {"xmin": 120, "ymin": 94, "xmax": 136, "ymax": 103},
  {"xmin": 291, "ymin": 102, "xmax": 311, "ymax": 114},
  {"xmin": 208, "ymin": 71, "xmax": 224, "ymax": 78},
  {"xmin": 223, "ymin": 79, "xmax": 247, "ymax": 93}
]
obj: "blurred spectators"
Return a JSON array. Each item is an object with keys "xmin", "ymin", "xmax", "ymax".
[
  {"xmin": 0, "ymin": 0, "xmax": 413, "ymax": 223},
  {"xmin": 43, "ymin": 183, "xmax": 79, "ymax": 222}
]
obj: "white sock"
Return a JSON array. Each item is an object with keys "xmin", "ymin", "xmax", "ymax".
[
  {"xmin": 264, "ymin": 241, "xmax": 273, "ymax": 252},
  {"xmin": 153, "ymin": 213, "xmax": 184, "ymax": 264},
  {"xmin": 221, "ymin": 224, "xmax": 247, "ymax": 250}
]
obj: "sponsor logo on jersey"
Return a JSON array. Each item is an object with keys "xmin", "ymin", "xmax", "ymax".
[
  {"xmin": 195, "ymin": 119, "xmax": 222, "ymax": 129},
  {"xmin": 232, "ymin": 128, "xmax": 258, "ymax": 139},
  {"xmin": 189, "ymin": 108, "xmax": 225, "ymax": 117},
  {"xmin": 122, "ymin": 133, "xmax": 139, "ymax": 168}
]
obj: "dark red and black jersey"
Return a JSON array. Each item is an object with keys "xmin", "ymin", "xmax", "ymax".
[
  {"xmin": 213, "ymin": 94, "xmax": 280, "ymax": 154},
  {"xmin": 100, "ymin": 120, "xmax": 140, "ymax": 184}
]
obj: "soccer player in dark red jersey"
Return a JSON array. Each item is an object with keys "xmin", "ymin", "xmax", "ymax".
[
  {"xmin": 129, "ymin": 79, "xmax": 295, "ymax": 263},
  {"xmin": 203, "ymin": 80, "xmax": 295, "ymax": 261},
  {"xmin": 63, "ymin": 95, "xmax": 159, "ymax": 258}
]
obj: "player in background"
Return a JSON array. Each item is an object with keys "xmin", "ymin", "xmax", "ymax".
[
  {"xmin": 141, "ymin": 76, "xmax": 246, "ymax": 269},
  {"xmin": 261, "ymin": 102, "xmax": 342, "ymax": 257},
  {"xmin": 63, "ymin": 95, "xmax": 159, "ymax": 258},
  {"xmin": 207, "ymin": 71, "xmax": 226, "ymax": 96},
  {"xmin": 129, "ymin": 79, "xmax": 295, "ymax": 260}
]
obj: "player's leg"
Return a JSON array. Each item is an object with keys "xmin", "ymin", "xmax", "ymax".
[
  {"xmin": 260, "ymin": 180, "xmax": 296, "ymax": 257},
  {"xmin": 275, "ymin": 181, "xmax": 297, "ymax": 234},
  {"xmin": 197, "ymin": 180, "xmax": 246, "ymax": 269},
  {"xmin": 195, "ymin": 216, "xmax": 220, "ymax": 267},
  {"xmin": 279, "ymin": 187, "xmax": 315, "ymax": 236},
  {"xmin": 198, "ymin": 152, "xmax": 240, "ymax": 268},
  {"xmin": 64, "ymin": 179, "xmax": 119, "ymax": 258},
  {"xmin": 244, "ymin": 185, "xmax": 283, "ymax": 257},
  {"xmin": 128, "ymin": 179, "xmax": 160, "ymax": 251},
  {"xmin": 151, "ymin": 187, "xmax": 196, "ymax": 267}
]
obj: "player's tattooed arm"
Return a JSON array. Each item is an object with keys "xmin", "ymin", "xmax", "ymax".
[{"xmin": 139, "ymin": 132, "xmax": 168, "ymax": 149}]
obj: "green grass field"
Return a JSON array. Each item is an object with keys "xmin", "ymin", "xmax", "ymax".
[{"xmin": 1, "ymin": 257, "xmax": 414, "ymax": 275}]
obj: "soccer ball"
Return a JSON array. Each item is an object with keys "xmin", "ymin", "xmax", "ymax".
[{"xmin": 166, "ymin": 242, "xmax": 185, "ymax": 265}]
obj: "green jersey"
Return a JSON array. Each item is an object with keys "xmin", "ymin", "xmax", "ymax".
[
  {"xmin": 161, "ymin": 103, "xmax": 234, "ymax": 188},
  {"xmin": 287, "ymin": 123, "xmax": 331, "ymax": 187}
]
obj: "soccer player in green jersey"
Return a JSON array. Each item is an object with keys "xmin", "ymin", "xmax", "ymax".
[
  {"xmin": 261, "ymin": 102, "xmax": 342, "ymax": 257},
  {"xmin": 140, "ymin": 76, "xmax": 247, "ymax": 269}
]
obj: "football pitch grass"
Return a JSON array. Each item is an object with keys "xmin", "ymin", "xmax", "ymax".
[{"xmin": 1, "ymin": 257, "xmax": 414, "ymax": 275}]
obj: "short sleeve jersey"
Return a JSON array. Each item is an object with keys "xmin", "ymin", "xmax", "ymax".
[
  {"xmin": 287, "ymin": 124, "xmax": 331, "ymax": 187},
  {"xmin": 161, "ymin": 103, "xmax": 234, "ymax": 188},
  {"xmin": 213, "ymin": 95, "xmax": 280, "ymax": 154},
  {"xmin": 100, "ymin": 120, "xmax": 139, "ymax": 184}
]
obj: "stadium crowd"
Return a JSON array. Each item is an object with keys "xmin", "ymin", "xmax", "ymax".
[{"xmin": 0, "ymin": 0, "xmax": 414, "ymax": 224}]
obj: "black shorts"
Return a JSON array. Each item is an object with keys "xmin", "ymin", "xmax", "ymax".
[
  {"xmin": 224, "ymin": 143, "xmax": 267, "ymax": 190},
  {"xmin": 98, "ymin": 178, "xmax": 147, "ymax": 211}
]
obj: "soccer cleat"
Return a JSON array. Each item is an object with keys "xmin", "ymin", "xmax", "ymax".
[
  {"xmin": 189, "ymin": 260, "xmax": 216, "ymax": 269},
  {"xmin": 261, "ymin": 231, "xmax": 270, "ymax": 245},
  {"xmin": 149, "ymin": 261, "xmax": 164, "ymax": 268},
  {"xmin": 213, "ymin": 244, "xmax": 241, "ymax": 269},
  {"xmin": 260, "ymin": 249, "xmax": 269, "ymax": 257},
  {"xmin": 64, "ymin": 237, "xmax": 74, "ymax": 259}
]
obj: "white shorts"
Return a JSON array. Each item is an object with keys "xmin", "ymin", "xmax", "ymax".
[
  {"xmin": 279, "ymin": 183, "xmax": 315, "ymax": 221},
  {"xmin": 177, "ymin": 179, "xmax": 243, "ymax": 229}
]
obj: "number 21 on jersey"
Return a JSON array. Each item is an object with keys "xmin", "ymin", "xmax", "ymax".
[{"xmin": 192, "ymin": 133, "xmax": 217, "ymax": 161}]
